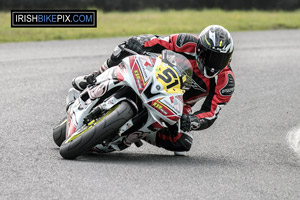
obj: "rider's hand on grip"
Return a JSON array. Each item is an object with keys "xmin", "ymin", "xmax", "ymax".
[{"xmin": 125, "ymin": 36, "xmax": 144, "ymax": 54}]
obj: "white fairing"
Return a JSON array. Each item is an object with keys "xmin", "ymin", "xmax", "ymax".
[
  {"xmin": 66, "ymin": 52, "xmax": 188, "ymax": 151},
  {"xmin": 121, "ymin": 55, "xmax": 184, "ymax": 126}
]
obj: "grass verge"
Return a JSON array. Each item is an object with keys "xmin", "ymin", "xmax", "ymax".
[{"xmin": 1, "ymin": 9, "xmax": 300, "ymax": 43}]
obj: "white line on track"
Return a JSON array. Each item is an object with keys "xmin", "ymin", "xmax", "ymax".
[{"xmin": 287, "ymin": 126, "xmax": 300, "ymax": 155}]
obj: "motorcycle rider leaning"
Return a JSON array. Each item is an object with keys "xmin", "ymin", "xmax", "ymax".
[{"xmin": 72, "ymin": 25, "xmax": 235, "ymax": 155}]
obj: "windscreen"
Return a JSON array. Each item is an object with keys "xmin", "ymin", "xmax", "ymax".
[{"xmin": 161, "ymin": 50, "xmax": 193, "ymax": 90}]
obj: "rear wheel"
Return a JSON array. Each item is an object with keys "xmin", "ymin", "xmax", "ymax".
[
  {"xmin": 53, "ymin": 116, "xmax": 67, "ymax": 147},
  {"xmin": 59, "ymin": 101, "xmax": 135, "ymax": 159}
]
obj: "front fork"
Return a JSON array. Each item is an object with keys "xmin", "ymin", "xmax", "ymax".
[{"xmin": 66, "ymin": 88, "xmax": 80, "ymax": 112}]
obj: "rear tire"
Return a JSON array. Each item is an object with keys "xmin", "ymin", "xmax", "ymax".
[
  {"xmin": 59, "ymin": 101, "xmax": 135, "ymax": 159},
  {"xmin": 53, "ymin": 116, "xmax": 67, "ymax": 147}
]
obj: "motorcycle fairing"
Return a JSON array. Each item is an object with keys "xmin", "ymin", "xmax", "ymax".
[{"xmin": 66, "ymin": 52, "xmax": 186, "ymax": 140}]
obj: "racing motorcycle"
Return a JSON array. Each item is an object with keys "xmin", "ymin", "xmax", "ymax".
[{"xmin": 53, "ymin": 45, "xmax": 193, "ymax": 159}]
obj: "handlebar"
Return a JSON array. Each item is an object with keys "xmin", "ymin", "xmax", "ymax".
[
  {"xmin": 118, "ymin": 43, "xmax": 152, "ymax": 57},
  {"xmin": 118, "ymin": 44, "xmax": 139, "ymax": 55}
]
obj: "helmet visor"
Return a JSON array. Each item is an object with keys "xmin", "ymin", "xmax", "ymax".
[
  {"xmin": 204, "ymin": 48, "xmax": 232, "ymax": 71},
  {"xmin": 196, "ymin": 44, "xmax": 232, "ymax": 77}
]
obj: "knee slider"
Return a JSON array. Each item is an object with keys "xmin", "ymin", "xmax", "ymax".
[
  {"xmin": 175, "ymin": 133, "xmax": 193, "ymax": 151},
  {"xmin": 156, "ymin": 132, "xmax": 193, "ymax": 152}
]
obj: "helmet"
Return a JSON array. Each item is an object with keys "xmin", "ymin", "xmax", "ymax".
[{"xmin": 196, "ymin": 25, "xmax": 234, "ymax": 78}]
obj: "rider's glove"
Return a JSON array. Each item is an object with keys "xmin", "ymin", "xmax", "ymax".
[
  {"xmin": 180, "ymin": 114, "xmax": 203, "ymax": 132},
  {"xmin": 125, "ymin": 36, "xmax": 145, "ymax": 54}
]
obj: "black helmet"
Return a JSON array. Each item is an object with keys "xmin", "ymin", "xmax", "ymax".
[{"xmin": 196, "ymin": 25, "xmax": 234, "ymax": 78}]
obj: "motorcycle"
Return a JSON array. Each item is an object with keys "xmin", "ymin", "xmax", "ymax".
[{"xmin": 53, "ymin": 45, "xmax": 193, "ymax": 159}]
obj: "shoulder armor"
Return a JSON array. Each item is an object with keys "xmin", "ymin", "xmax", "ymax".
[{"xmin": 220, "ymin": 73, "xmax": 235, "ymax": 96}]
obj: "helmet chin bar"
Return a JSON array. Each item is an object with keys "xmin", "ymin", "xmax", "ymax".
[{"xmin": 203, "ymin": 67, "xmax": 219, "ymax": 78}]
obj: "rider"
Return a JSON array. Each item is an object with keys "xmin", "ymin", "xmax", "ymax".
[{"xmin": 72, "ymin": 25, "xmax": 235, "ymax": 155}]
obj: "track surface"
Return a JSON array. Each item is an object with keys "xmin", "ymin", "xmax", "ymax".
[{"xmin": 1, "ymin": 30, "xmax": 300, "ymax": 199}]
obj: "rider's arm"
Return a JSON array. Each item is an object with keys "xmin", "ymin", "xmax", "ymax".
[
  {"xmin": 193, "ymin": 68, "xmax": 235, "ymax": 130},
  {"xmin": 142, "ymin": 34, "xmax": 174, "ymax": 52},
  {"xmin": 103, "ymin": 33, "xmax": 197, "ymax": 72},
  {"xmin": 125, "ymin": 34, "xmax": 174, "ymax": 53},
  {"xmin": 143, "ymin": 33, "xmax": 198, "ymax": 55},
  {"xmin": 102, "ymin": 34, "xmax": 172, "ymax": 71},
  {"xmin": 126, "ymin": 33, "xmax": 198, "ymax": 54}
]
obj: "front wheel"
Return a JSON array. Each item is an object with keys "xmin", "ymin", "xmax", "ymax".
[{"xmin": 59, "ymin": 101, "xmax": 135, "ymax": 159}]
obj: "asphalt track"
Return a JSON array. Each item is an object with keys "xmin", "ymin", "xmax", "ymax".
[{"xmin": 1, "ymin": 30, "xmax": 300, "ymax": 200}]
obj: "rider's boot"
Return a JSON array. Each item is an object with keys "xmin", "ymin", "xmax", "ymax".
[
  {"xmin": 72, "ymin": 75, "xmax": 89, "ymax": 91},
  {"xmin": 72, "ymin": 44, "xmax": 132, "ymax": 91},
  {"xmin": 72, "ymin": 61, "xmax": 107, "ymax": 91}
]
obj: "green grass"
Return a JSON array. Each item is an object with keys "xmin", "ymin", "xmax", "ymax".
[{"xmin": 1, "ymin": 9, "xmax": 300, "ymax": 43}]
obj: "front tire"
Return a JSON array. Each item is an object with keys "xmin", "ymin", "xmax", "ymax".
[
  {"xmin": 59, "ymin": 101, "xmax": 135, "ymax": 159},
  {"xmin": 53, "ymin": 117, "xmax": 67, "ymax": 147}
]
